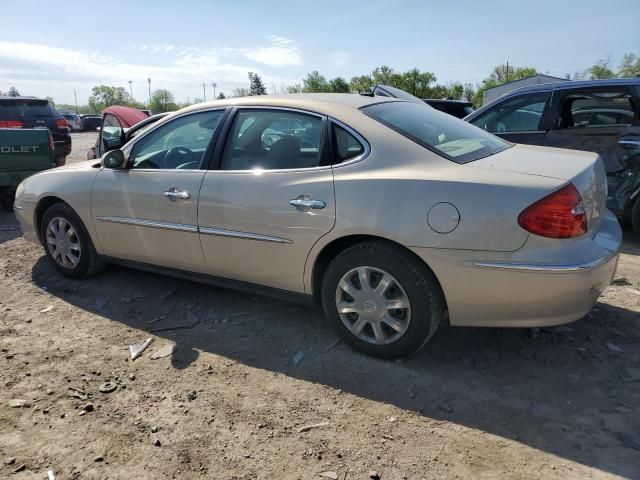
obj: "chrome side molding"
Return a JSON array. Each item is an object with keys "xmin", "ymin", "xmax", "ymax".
[
  {"xmin": 96, "ymin": 216, "xmax": 292, "ymax": 244},
  {"xmin": 199, "ymin": 226, "xmax": 291, "ymax": 244},
  {"xmin": 471, "ymin": 253, "xmax": 616, "ymax": 273}
]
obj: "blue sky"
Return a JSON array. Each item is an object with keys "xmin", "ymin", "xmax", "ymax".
[{"xmin": 0, "ymin": 0, "xmax": 638, "ymax": 104}]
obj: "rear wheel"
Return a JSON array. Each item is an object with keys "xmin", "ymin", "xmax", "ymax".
[
  {"xmin": 40, "ymin": 203, "xmax": 105, "ymax": 278},
  {"xmin": 55, "ymin": 156, "xmax": 66, "ymax": 167},
  {"xmin": 321, "ymin": 240, "xmax": 444, "ymax": 359}
]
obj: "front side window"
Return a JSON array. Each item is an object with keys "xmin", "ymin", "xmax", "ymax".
[
  {"xmin": 363, "ymin": 101, "xmax": 510, "ymax": 164},
  {"xmin": 128, "ymin": 110, "xmax": 224, "ymax": 170},
  {"xmin": 470, "ymin": 93, "xmax": 550, "ymax": 133},
  {"xmin": 558, "ymin": 90, "xmax": 636, "ymax": 128},
  {"xmin": 101, "ymin": 114, "xmax": 124, "ymax": 151},
  {"xmin": 222, "ymin": 109, "xmax": 324, "ymax": 170}
]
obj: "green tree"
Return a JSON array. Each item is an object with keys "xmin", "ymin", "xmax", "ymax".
[
  {"xmin": 233, "ymin": 88, "xmax": 250, "ymax": 97},
  {"xmin": 248, "ymin": 72, "xmax": 267, "ymax": 95},
  {"xmin": 329, "ymin": 77, "xmax": 350, "ymax": 93},
  {"xmin": 618, "ymin": 53, "xmax": 640, "ymax": 78},
  {"xmin": 88, "ymin": 85, "xmax": 132, "ymax": 111},
  {"xmin": 472, "ymin": 64, "xmax": 538, "ymax": 107},
  {"xmin": 349, "ymin": 75, "xmax": 372, "ymax": 93},
  {"xmin": 286, "ymin": 84, "xmax": 302, "ymax": 93},
  {"xmin": 8, "ymin": 86, "xmax": 20, "ymax": 96},
  {"xmin": 302, "ymin": 71, "xmax": 331, "ymax": 92},
  {"xmin": 149, "ymin": 89, "xmax": 178, "ymax": 113},
  {"xmin": 216, "ymin": 92, "xmax": 226, "ymax": 100},
  {"xmin": 44, "ymin": 96, "xmax": 55, "ymax": 105},
  {"xmin": 589, "ymin": 57, "xmax": 615, "ymax": 79}
]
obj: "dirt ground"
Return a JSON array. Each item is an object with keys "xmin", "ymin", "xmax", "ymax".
[{"xmin": 1, "ymin": 133, "xmax": 639, "ymax": 479}]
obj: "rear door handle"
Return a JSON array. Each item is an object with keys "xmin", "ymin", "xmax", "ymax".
[
  {"xmin": 289, "ymin": 196, "xmax": 326, "ymax": 211},
  {"xmin": 163, "ymin": 188, "xmax": 191, "ymax": 200}
]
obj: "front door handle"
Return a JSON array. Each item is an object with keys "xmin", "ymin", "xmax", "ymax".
[
  {"xmin": 163, "ymin": 188, "xmax": 191, "ymax": 200},
  {"xmin": 289, "ymin": 196, "xmax": 326, "ymax": 211}
]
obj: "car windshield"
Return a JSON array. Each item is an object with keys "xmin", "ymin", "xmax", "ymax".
[{"xmin": 362, "ymin": 101, "xmax": 511, "ymax": 164}]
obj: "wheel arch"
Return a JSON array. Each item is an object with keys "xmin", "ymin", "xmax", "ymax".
[{"xmin": 309, "ymin": 234, "xmax": 448, "ymax": 312}]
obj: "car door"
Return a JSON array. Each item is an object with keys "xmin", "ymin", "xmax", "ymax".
[
  {"xmin": 98, "ymin": 113, "xmax": 125, "ymax": 157},
  {"xmin": 467, "ymin": 92, "xmax": 552, "ymax": 145},
  {"xmin": 197, "ymin": 107, "xmax": 336, "ymax": 293},
  {"xmin": 92, "ymin": 109, "xmax": 227, "ymax": 273}
]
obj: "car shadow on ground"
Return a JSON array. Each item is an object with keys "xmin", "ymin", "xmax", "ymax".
[{"xmin": 30, "ymin": 252, "xmax": 640, "ymax": 478}]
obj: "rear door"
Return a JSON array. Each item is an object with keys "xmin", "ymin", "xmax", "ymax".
[
  {"xmin": 197, "ymin": 107, "xmax": 336, "ymax": 293},
  {"xmin": 467, "ymin": 92, "xmax": 552, "ymax": 145},
  {"xmin": 92, "ymin": 109, "xmax": 227, "ymax": 273}
]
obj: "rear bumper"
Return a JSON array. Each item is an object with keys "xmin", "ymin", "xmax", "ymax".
[{"xmin": 410, "ymin": 210, "xmax": 622, "ymax": 327}]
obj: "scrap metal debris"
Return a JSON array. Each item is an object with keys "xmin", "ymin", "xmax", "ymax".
[
  {"xmin": 129, "ymin": 338, "xmax": 153, "ymax": 360},
  {"xmin": 99, "ymin": 382, "xmax": 118, "ymax": 394},
  {"xmin": 8, "ymin": 399, "xmax": 30, "ymax": 408},
  {"xmin": 150, "ymin": 344, "xmax": 175, "ymax": 360},
  {"xmin": 40, "ymin": 305, "xmax": 53, "ymax": 313},
  {"xmin": 298, "ymin": 422, "xmax": 329, "ymax": 433},
  {"xmin": 67, "ymin": 387, "xmax": 88, "ymax": 400}
]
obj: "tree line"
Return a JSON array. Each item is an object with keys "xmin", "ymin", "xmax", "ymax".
[{"xmin": 5, "ymin": 52, "xmax": 638, "ymax": 113}]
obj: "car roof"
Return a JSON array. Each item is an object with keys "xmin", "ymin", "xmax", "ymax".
[
  {"xmin": 180, "ymin": 93, "xmax": 402, "ymax": 116},
  {"xmin": 0, "ymin": 95, "xmax": 45, "ymax": 101},
  {"xmin": 503, "ymin": 77, "xmax": 640, "ymax": 97}
]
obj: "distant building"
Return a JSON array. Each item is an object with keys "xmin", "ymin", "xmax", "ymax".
[{"xmin": 483, "ymin": 74, "xmax": 569, "ymax": 105}]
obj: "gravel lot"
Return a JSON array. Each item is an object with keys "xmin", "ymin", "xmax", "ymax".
[{"xmin": 0, "ymin": 136, "xmax": 639, "ymax": 479}]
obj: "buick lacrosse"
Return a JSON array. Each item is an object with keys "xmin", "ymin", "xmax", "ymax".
[{"xmin": 14, "ymin": 94, "xmax": 621, "ymax": 358}]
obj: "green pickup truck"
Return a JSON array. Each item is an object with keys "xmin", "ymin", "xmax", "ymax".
[{"xmin": 0, "ymin": 128, "xmax": 56, "ymax": 208}]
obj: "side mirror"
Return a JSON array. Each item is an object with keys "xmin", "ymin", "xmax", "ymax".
[{"xmin": 102, "ymin": 149, "xmax": 125, "ymax": 169}]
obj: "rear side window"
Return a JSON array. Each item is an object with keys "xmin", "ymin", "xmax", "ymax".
[
  {"xmin": 333, "ymin": 123, "xmax": 365, "ymax": 163},
  {"xmin": 559, "ymin": 91, "xmax": 636, "ymax": 128},
  {"xmin": 0, "ymin": 100, "xmax": 58, "ymax": 120},
  {"xmin": 470, "ymin": 93, "xmax": 550, "ymax": 133},
  {"xmin": 363, "ymin": 101, "xmax": 510, "ymax": 164}
]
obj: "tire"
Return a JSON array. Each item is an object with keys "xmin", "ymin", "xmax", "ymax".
[
  {"xmin": 0, "ymin": 189, "xmax": 15, "ymax": 210},
  {"xmin": 631, "ymin": 196, "xmax": 640, "ymax": 237},
  {"xmin": 321, "ymin": 240, "xmax": 445, "ymax": 359},
  {"xmin": 40, "ymin": 203, "xmax": 105, "ymax": 278},
  {"xmin": 55, "ymin": 156, "xmax": 66, "ymax": 167}
]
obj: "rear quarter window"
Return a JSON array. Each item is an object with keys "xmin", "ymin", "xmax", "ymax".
[{"xmin": 362, "ymin": 101, "xmax": 510, "ymax": 164}]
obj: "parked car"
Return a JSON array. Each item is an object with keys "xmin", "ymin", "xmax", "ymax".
[
  {"xmin": 424, "ymin": 99, "xmax": 474, "ymax": 118},
  {"xmin": 87, "ymin": 109, "xmax": 168, "ymax": 160},
  {"xmin": 14, "ymin": 94, "xmax": 621, "ymax": 359},
  {"xmin": 80, "ymin": 114, "xmax": 102, "ymax": 131},
  {"xmin": 465, "ymin": 78, "xmax": 640, "ymax": 234},
  {"xmin": 0, "ymin": 128, "xmax": 56, "ymax": 208},
  {"xmin": 0, "ymin": 95, "xmax": 71, "ymax": 166},
  {"xmin": 62, "ymin": 113, "xmax": 83, "ymax": 132}
]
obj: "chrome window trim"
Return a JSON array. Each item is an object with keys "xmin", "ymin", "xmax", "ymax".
[
  {"xmin": 199, "ymin": 226, "xmax": 291, "ymax": 244},
  {"xmin": 471, "ymin": 253, "xmax": 617, "ymax": 273},
  {"xmin": 232, "ymin": 105, "xmax": 326, "ymax": 119},
  {"xmin": 96, "ymin": 216, "xmax": 198, "ymax": 233}
]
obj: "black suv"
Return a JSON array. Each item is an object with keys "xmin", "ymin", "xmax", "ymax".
[
  {"xmin": 465, "ymin": 78, "xmax": 640, "ymax": 234},
  {"xmin": 424, "ymin": 99, "xmax": 474, "ymax": 118},
  {"xmin": 0, "ymin": 96, "xmax": 72, "ymax": 166}
]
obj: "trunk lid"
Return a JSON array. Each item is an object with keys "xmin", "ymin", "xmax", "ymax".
[{"xmin": 469, "ymin": 144, "xmax": 607, "ymax": 232}]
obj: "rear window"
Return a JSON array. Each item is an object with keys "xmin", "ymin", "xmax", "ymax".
[
  {"xmin": 362, "ymin": 101, "xmax": 510, "ymax": 163},
  {"xmin": 0, "ymin": 100, "xmax": 59, "ymax": 120}
]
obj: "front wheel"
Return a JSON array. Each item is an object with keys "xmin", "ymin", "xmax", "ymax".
[
  {"xmin": 40, "ymin": 203, "xmax": 105, "ymax": 278},
  {"xmin": 321, "ymin": 241, "xmax": 445, "ymax": 359}
]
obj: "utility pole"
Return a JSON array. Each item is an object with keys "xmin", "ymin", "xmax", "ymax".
[
  {"xmin": 147, "ymin": 77, "xmax": 151, "ymax": 107},
  {"xmin": 203, "ymin": 82, "xmax": 206, "ymax": 101},
  {"xmin": 128, "ymin": 80, "xmax": 133, "ymax": 100},
  {"xmin": 505, "ymin": 60, "xmax": 509, "ymax": 82},
  {"xmin": 74, "ymin": 90, "xmax": 78, "ymax": 114},
  {"xmin": 212, "ymin": 82, "xmax": 217, "ymax": 100}
]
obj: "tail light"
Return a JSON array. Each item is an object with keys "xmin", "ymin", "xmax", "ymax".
[
  {"xmin": 56, "ymin": 118, "xmax": 68, "ymax": 129},
  {"xmin": 518, "ymin": 183, "xmax": 587, "ymax": 239},
  {"xmin": 0, "ymin": 120, "xmax": 23, "ymax": 128}
]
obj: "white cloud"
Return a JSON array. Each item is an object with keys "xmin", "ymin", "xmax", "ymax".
[
  {"xmin": 0, "ymin": 39, "xmax": 301, "ymax": 103},
  {"xmin": 244, "ymin": 35, "xmax": 302, "ymax": 67}
]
